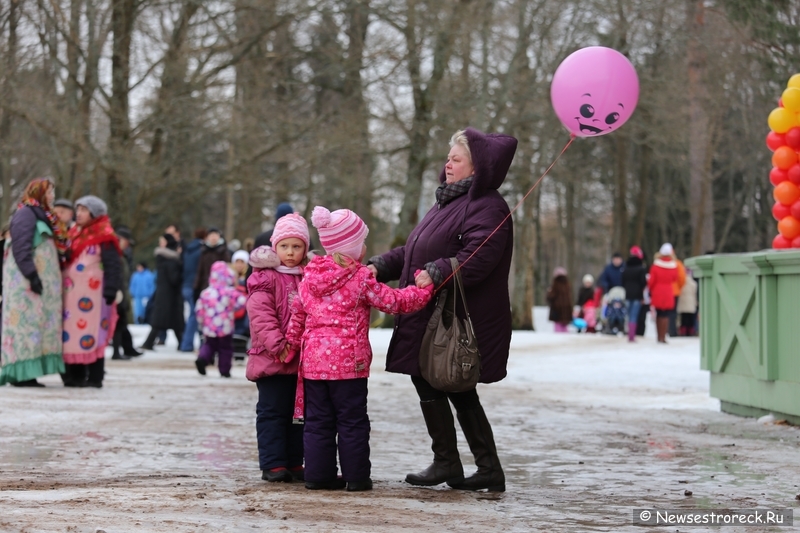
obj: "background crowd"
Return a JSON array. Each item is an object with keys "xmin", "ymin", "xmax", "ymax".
[
  {"xmin": 546, "ymin": 245, "xmax": 699, "ymax": 343},
  {"xmin": 0, "ymin": 177, "xmax": 303, "ymax": 387},
  {"xmin": 1, "ymin": 170, "xmax": 705, "ymax": 394}
]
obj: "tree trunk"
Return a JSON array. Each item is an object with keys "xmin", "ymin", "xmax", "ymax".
[
  {"xmin": 511, "ymin": 137, "xmax": 535, "ymax": 330},
  {"xmin": 532, "ymin": 183, "xmax": 542, "ymax": 328},
  {"xmin": 65, "ymin": 0, "xmax": 83, "ymax": 196},
  {"xmin": 108, "ymin": 0, "xmax": 136, "ymax": 223},
  {"xmin": 565, "ymin": 175, "xmax": 577, "ymax": 291},
  {"xmin": 395, "ymin": 1, "xmax": 463, "ymax": 241},
  {"xmin": 149, "ymin": 1, "xmax": 200, "ymax": 165},
  {"xmin": 0, "ymin": 0, "xmax": 19, "ymax": 220},
  {"xmin": 341, "ymin": 0, "xmax": 374, "ymax": 249},
  {"xmin": 612, "ymin": 132, "xmax": 629, "ymax": 252},
  {"xmin": 632, "ymin": 142, "xmax": 650, "ymax": 246},
  {"xmin": 687, "ymin": 0, "xmax": 715, "ymax": 255}
]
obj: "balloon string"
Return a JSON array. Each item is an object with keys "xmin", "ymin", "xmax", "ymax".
[{"xmin": 435, "ymin": 134, "xmax": 576, "ymax": 292}]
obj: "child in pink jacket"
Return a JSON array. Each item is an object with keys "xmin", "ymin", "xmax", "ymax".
[
  {"xmin": 195, "ymin": 261, "xmax": 247, "ymax": 377},
  {"xmin": 246, "ymin": 213, "xmax": 309, "ymax": 483},
  {"xmin": 285, "ymin": 206, "xmax": 433, "ymax": 492}
]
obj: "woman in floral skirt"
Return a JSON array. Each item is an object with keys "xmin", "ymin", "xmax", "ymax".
[{"xmin": 1, "ymin": 178, "xmax": 69, "ymax": 386}]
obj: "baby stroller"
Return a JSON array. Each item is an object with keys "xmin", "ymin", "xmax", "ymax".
[
  {"xmin": 601, "ymin": 287, "xmax": 627, "ymax": 335},
  {"xmin": 232, "ymin": 334, "xmax": 250, "ymax": 362}
]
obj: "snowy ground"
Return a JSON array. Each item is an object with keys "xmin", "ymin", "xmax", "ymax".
[{"xmin": 1, "ymin": 308, "xmax": 799, "ymax": 532}]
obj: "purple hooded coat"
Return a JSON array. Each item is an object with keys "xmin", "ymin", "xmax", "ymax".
[{"xmin": 372, "ymin": 128, "xmax": 517, "ymax": 384}]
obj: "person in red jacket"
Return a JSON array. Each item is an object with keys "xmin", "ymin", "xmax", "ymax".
[{"xmin": 648, "ymin": 243, "xmax": 679, "ymax": 344}]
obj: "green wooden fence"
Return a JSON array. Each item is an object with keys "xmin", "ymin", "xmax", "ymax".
[{"xmin": 685, "ymin": 251, "xmax": 800, "ymax": 424}]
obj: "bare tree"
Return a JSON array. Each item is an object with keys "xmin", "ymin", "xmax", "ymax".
[
  {"xmin": 687, "ymin": 0, "xmax": 715, "ymax": 255},
  {"xmin": 0, "ymin": 0, "xmax": 20, "ymax": 220},
  {"xmin": 383, "ymin": 0, "xmax": 467, "ymax": 240}
]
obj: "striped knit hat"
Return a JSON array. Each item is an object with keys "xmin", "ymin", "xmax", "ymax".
[
  {"xmin": 311, "ymin": 206, "xmax": 369, "ymax": 260},
  {"xmin": 271, "ymin": 213, "xmax": 310, "ymax": 252}
]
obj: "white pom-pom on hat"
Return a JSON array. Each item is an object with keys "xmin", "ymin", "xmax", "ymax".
[{"xmin": 311, "ymin": 206, "xmax": 332, "ymax": 228}]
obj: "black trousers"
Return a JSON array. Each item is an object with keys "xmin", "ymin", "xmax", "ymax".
[
  {"xmin": 143, "ymin": 326, "xmax": 183, "ymax": 349},
  {"xmin": 64, "ymin": 358, "xmax": 104, "ymax": 385},
  {"xmin": 113, "ymin": 303, "xmax": 137, "ymax": 355},
  {"xmin": 668, "ymin": 297, "xmax": 679, "ymax": 337},
  {"xmin": 411, "ymin": 375, "xmax": 481, "ymax": 413},
  {"xmin": 256, "ymin": 375, "xmax": 304, "ymax": 471},
  {"xmin": 304, "ymin": 378, "xmax": 371, "ymax": 483}
]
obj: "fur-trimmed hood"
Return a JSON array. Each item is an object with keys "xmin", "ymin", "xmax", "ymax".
[
  {"xmin": 438, "ymin": 127, "xmax": 518, "ymax": 199},
  {"xmin": 154, "ymin": 247, "xmax": 181, "ymax": 260},
  {"xmin": 249, "ymin": 246, "xmax": 281, "ymax": 269}
]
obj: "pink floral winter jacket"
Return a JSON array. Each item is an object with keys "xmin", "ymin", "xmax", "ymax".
[
  {"xmin": 285, "ymin": 255, "xmax": 433, "ymax": 381},
  {"xmin": 196, "ymin": 261, "xmax": 247, "ymax": 338},
  {"xmin": 245, "ymin": 247, "xmax": 302, "ymax": 381}
]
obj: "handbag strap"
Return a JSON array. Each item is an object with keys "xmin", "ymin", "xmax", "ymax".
[{"xmin": 448, "ymin": 257, "xmax": 472, "ymax": 319}]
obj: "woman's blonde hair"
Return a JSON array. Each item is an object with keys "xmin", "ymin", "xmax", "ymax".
[{"xmin": 449, "ymin": 130, "xmax": 472, "ymax": 162}]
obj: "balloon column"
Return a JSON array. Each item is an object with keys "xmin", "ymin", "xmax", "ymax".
[{"xmin": 769, "ymin": 73, "xmax": 800, "ymax": 249}]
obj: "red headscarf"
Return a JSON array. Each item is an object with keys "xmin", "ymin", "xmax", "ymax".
[
  {"xmin": 17, "ymin": 178, "xmax": 70, "ymax": 260},
  {"xmin": 67, "ymin": 214, "xmax": 121, "ymax": 267}
]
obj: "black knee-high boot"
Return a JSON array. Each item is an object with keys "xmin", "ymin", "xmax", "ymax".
[
  {"xmin": 141, "ymin": 328, "xmax": 158, "ymax": 350},
  {"xmin": 86, "ymin": 358, "xmax": 104, "ymax": 388},
  {"xmin": 62, "ymin": 364, "xmax": 87, "ymax": 387},
  {"xmin": 448, "ymin": 404, "xmax": 505, "ymax": 492},
  {"xmin": 405, "ymin": 398, "xmax": 464, "ymax": 486}
]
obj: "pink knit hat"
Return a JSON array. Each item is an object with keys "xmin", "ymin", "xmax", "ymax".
[
  {"xmin": 271, "ymin": 213, "xmax": 310, "ymax": 251},
  {"xmin": 311, "ymin": 206, "xmax": 369, "ymax": 260}
]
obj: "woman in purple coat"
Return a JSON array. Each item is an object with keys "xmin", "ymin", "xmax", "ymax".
[{"xmin": 368, "ymin": 128, "xmax": 516, "ymax": 492}]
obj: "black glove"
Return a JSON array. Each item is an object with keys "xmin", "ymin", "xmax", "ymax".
[
  {"xmin": 28, "ymin": 273, "xmax": 43, "ymax": 295},
  {"xmin": 104, "ymin": 288, "xmax": 116, "ymax": 306}
]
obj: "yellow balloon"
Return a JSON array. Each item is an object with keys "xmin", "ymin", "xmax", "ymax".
[
  {"xmin": 768, "ymin": 107, "xmax": 797, "ymax": 134},
  {"xmin": 782, "ymin": 88, "xmax": 800, "ymax": 112},
  {"xmin": 788, "ymin": 74, "xmax": 800, "ymax": 89}
]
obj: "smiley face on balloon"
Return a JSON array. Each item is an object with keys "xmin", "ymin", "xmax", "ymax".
[
  {"xmin": 574, "ymin": 94, "xmax": 626, "ymax": 135},
  {"xmin": 551, "ymin": 47, "xmax": 640, "ymax": 137}
]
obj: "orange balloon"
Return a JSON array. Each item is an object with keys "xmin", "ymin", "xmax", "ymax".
[
  {"xmin": 778, "ymin": 216, "xmax": 800, "ymax": 240},
  {"xmin": 774, "ymin": 181, "xmax": 800, "ymax": 206},
  {"xmin": 772, "ymin": 146, "xmax": 799, "ymax": 170}
]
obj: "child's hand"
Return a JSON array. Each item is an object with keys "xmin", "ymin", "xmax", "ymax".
[{"xmin": 282, "ymin": 346, "xmax": 298, "ymax": 364}]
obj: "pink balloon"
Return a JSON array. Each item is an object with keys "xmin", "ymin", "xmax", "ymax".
[{"xmin": 550, "ymin": 47, "xmax": 640, "ymax": 137}]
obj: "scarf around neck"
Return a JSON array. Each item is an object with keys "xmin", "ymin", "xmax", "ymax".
[
  {"xmin": 18, "ymin": 179, "xmax": 71, "ymax": 261},
  {"xmin": 435, "ymin": 176, "xmax": 473, "ymax": 206},
  {"xmin": 276, "ymin": 265, "xmax": 303, "ymax": 275},
  {"xmin": 67, "ymin": 215, "xmax": 121, "ymax": 267}
]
